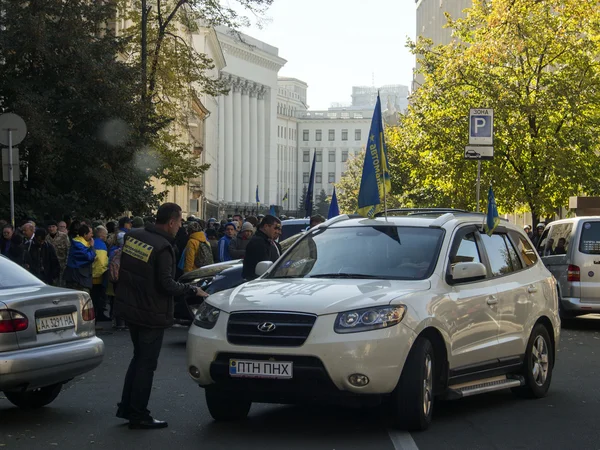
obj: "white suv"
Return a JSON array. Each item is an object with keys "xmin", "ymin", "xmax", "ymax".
[{"xmin": 187, "ymin": 211, "xmax": 560, "ymax": 431}]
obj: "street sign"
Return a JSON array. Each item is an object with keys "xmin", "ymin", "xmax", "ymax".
[
  {"xmin": 2, "ymin": 147, "xmax": 19, "ymax": 182},
  {"xmin": 464, "ymin": 145, "xmax": 494, "ymax": 161},
  {"xmin": 469, "ymin": 108, "xmax": 493, "ymax": 146},
  {"xmin": 0, "ymin": 113, "xmax": 27, "ymax": 146}
]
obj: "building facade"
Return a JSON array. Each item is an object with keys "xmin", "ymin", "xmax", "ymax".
[{"xmin": 297, "ymin": 110, "xmax": 372, "ymax": 200}]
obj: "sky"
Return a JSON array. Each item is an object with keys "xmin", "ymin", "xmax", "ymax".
[{"xmin": 232, "ymin": 0, "xmax": 417, "ymax": 110}]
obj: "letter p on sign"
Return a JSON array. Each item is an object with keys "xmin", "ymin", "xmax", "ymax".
[{"xmin": 469, "ymin": 108, "xmax": 494, "ymax": 145}]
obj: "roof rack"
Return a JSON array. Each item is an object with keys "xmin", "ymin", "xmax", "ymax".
[{"xmin": 374, "ymin": 208, "xmax": 471, "ymax": 217}]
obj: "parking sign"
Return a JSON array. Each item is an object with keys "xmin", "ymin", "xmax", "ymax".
[{"xmin": 469, "ymin": 108, "xmax": 493, "ymax": 145}]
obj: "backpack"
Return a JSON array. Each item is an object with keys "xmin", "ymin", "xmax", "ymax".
[
  {"xmin": 108, "ymin": 248, "xmax": 122, "ymax": 284},
  {"xmin": 194, "ymin": 241, "xmax": 214, "ymax": 269}
]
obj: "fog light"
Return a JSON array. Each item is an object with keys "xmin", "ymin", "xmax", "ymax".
[
  {"xmin": 348, "ymin": 373, "xmax": 370, "ymax": 387},
  {"xmin": 189, "ymin": 366, "xmax": 201, "ymax": 379}
]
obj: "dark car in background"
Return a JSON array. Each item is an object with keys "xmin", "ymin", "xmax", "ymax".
[{"xmin": 174, "ymin": 233, "xmax": 304, "ymax": 323}]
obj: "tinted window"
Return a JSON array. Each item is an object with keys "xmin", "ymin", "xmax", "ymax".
[
  {"xmin": 511, "ymin": 232, "xmax": 538, "ymax": 267},
  {"xmin": 479, "ymin": 233, "xmax": 513, "ymax": 276},
  {"xmin": 504, "ymin": 235, "xmax": 523, "ymax": 271},
  {"xmin": 579, "ymin": 221, "xmax": 600, "ymax": 254},
  {"xmin": 0, "ymin": 256, "xmax": 45, "ymax": 289},
  {"xmin": 270, "ymin": 226, "xmax": 444, "ymax": 280},
  {"xmin": 451, "ymin": 232, "xmax": 481, "ymax": 265},
  {"xmin": 281, "ymin": 223, "xmax": 308, "ymax": 241},
  {"xmin": 543, "ymin": 223, "xmax": 573, "ymax": 256}
]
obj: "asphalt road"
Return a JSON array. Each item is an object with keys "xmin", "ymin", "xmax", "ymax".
[{"xmin": 2, "ymin": 316, "xmax": 600, "ymax": 450}]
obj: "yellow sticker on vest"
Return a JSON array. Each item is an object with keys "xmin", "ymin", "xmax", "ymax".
[{"xmin": 122, "ymin": 237, "xmax": 154, "ymax": 263}]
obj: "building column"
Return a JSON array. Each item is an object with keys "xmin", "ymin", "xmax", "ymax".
[
  {"xmin": 224, "ymin": 90, "xmax": 234, "ymax": 203},
  {"xmin": 218, "ymin": 94, "xmax": 225, "ymax": 203},
  {"xmin": 249, "ymin": 88, "xmax": 258, "ymax": 207},
  {"xmin": 241, "ymin": 83, "xmax": 251, "ymax": 203},
  {"xmin": 257, "ymin": 88, "xmax": 266, "ymax": 209},
  {"xmin": 233, "ymin": 80, "xmax": 242, "ymax": 203}
]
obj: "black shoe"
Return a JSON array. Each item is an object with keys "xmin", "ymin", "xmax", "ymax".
[
  {"xmin": 116, "ymin": 409, "xmax": 129, "ymax": 420},
  {"xmin": 128, "ymin": 418, "xmax": 168, "ymax": 430}
]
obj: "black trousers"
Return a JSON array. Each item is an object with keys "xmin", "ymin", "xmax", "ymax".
[
  {"xmin": 91, "ymin": 284, "xmax": 109, "ymax": 320},
  {"xmin": 119, "ymin": 324, "xmax": 165, "ymax": 421}
]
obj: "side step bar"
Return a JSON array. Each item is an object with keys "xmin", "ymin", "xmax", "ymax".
[{"xmin": 445, "ymin": 375, "xmax": 525, "ymax": 399}]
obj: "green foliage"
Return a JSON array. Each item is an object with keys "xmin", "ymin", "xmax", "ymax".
[
  {"xmin": 0, "ymin": 0, "xmax": 162, "ymax": 220},
  {"xmin": 316, "ymin": 189, "xmax": 330, "ymax": 217},
  {"xmin": 396, "ymin": 0, "xmax": 600, "ymax": 223}
]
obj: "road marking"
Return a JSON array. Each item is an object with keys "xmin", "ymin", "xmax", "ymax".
[{"xmin": 388, "ymin": 430, "xmax": 419, "ymax": 450}]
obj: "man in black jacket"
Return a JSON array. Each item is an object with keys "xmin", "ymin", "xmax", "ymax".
[
  {"xmin": 114, "ymin": 203, "xmax": 208, "ymax": 430},
  {"xmin": 242, "ymin": 215, "xmax": 282, "ymax": 280}
]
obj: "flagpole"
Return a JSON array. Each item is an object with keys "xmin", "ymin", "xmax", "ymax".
[{"xmin": 379, "ymin": 90, "xmax": 388, "ymax": 221}]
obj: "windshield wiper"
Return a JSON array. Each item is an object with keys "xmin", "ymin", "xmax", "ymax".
[{"xmin": 308, "ymin": 273, "xmax": 381, "ymax": 279}]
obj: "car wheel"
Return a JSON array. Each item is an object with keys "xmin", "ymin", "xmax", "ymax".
[
  {"xmin": 205, "ymin": 388, "xmax": 251, "ymax": 421},
  {"xmin": 390, "ymin": 337, "xmax": 435, "ymax": 431},
  {"xmin": 4, "ymin": 383, "xmax": 62, "ymax": 409},
  {"xmin": 512, "ymin": 324, "xmax": 553, "ymax": 398}
]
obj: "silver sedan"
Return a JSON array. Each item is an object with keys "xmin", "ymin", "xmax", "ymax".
[{"xmin": 0, "ymin": 255, "xmax": 104, "ymax": 409}]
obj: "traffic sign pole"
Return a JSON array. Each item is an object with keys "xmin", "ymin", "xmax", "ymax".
[
  {"xmin": 476, "ymin": 160, "xmax": 481, "ymax": 213},
  {"xmin": 7, "ymin": 129, "xmax": 15, "ymax": 227},
  {"xmin": 0, "ymin": 113, "xmax": 27, "ymax": 227}
]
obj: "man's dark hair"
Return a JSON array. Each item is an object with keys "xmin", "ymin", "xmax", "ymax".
[
  {"xmin": 206, "ymin": 229, "xmax": 218, "ymax": 239},
  {"xmin": 106, "ymin": 221, "xmax": 116, "ymax": 234},
  {"xmin": 310, "ymin": 215, "xmax": 326, "ymax": 227},
  {"xmin": 156, "ymin": 203, "xmax": 182, "ymax": 225},
  {"xmin": 245, "ymin": 216, "xmax": 259, "ymax": 228},
  {"xmin": 118, "ymin": 216, "xmax": 131, "ymax": 228},
  {"xmin": 36, "ymin": 228, "xmax": 47, "ymax": 240},
  {"xmin": 259, "ymin": 215, "xmax": 281, "ymax": 229},
  {"xmin": 78, "ymin": 224, "xmax": 91, "ymax": 237},
  {"xmin": 46, "ymin": 220, "xmax": 57, "ymax": 227},
  {"xmin": 2, "ymin": 224, "xmax": 14, "ymax": 231}
]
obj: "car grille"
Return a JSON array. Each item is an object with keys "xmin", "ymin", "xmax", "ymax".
[{"xmin": 227, "ymin": 311, "xmax": 316, "ymax": 347}]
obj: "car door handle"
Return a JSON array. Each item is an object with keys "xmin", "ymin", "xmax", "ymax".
[
  {"xmin": 527, "ymin": 286, "xmax": 538, "ymax": 294},
  {"xmin": 486, "ymin": 296, "xmax": 498, "ymax": 306}
]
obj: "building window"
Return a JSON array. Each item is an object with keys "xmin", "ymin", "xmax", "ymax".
[
  {"xmin": 316, "ymin": 129, "xmax": 322, "ymax": 141},
  {"xmin": 316, "ymin": 150, "xmax": 322, "ymax": 162},
  {"xmin": 303, "ymin": 172, "xmax": 309, "ymax": 183},
  {"xmin": 342, "ymin": 150, "xmax": 348, "ymax": 162},
  {"xmin": 328, "ymin": 129, "xmax": 335, "ymax": 141},
  {"xmin": 342, "ymin": 129, "xmax": 348, "ymax": 141},
  {"xmin": 303, "ymin": 150, "xmax": 310, "ymax": 162},
  {"xmin": 303, "ymin": 130, "xmax": 309, "ymax": 141},
  {"xmin": 329, "ymin": 151, "xmax": 336, "ymax": 162},
  {"xmin": 328, "ymin": 172, "xmax": 335, "ymax": 183},
  {"xmin": 355, "ymin": 129, "xmax": 361, "ymax": 141},
  {"xmin": 316, "ymin": 172, "xmax": 322, "ymax": 183}
]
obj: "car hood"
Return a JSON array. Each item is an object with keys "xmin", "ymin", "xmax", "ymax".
[
  {"xmin": 179, "ymin": 259, "xmax": 243, "ymax": 282},
  {"xmin": 206, "ymin": 278, "xmax": 431, "ymax": 315},
  {"xmin": 0, "ymin": 284, "xmax": 85, "ymax": 302}
]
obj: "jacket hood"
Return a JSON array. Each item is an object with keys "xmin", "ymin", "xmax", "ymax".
[
  {"xmin": 73, "ymin": 236, "xmax": 91, "ymax": 248},
  {"xmin": 190, "ymin": 231, "xmax": 208, "ymax": 244},
  {"xmin": 206, "ymin": 278, "xmax": 431, "ymax": 315}
]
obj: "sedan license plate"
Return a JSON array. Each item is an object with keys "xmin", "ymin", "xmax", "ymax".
[
  {"xmin": 36, "ymin": 314, "xmax": 75, "ymax": 333},
  {"xmin": 229, "ymin": 359, "xmax": 293, "ymax": 379}
]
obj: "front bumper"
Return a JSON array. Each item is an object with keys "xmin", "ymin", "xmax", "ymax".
[
  {"xmin": 0, "ymin": 337, "xmax": 105, "ymax": 391},
  {"xmin": 187, "ymin": 312, "xmax": 416, "ymax": 396}
]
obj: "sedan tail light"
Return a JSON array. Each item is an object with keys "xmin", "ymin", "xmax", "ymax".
[
  {"xmin": 0, "ymin": 310, "xmax": 29, "ymax": 333},
  {"xmin": 567, "ymin": 265, "xmax": 580, "ymax": 282},
  {"xmin": 82, "ymin": 299, "xmax": 95, "ymax": 321}
]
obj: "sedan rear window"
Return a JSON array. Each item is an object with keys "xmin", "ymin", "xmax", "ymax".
[
  {"xmin": 0, "ymin": 256, "xmax": 45, "ymax": 289},
  {"xmin": 269, "ymin": 226, "xmax": 444, "ymax": 280},
  {"xmin": 579, "ymin": 221, "xmax": 600, "ymax": 254}
]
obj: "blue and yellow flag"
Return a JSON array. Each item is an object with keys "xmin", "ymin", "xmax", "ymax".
[
  {"xmin": 328, "ymin": 187, "xmax": 340, "ymax": 219},
  {"xmin": 484, "ymin": 186, "xmax": 500, "ymax": 236},
  {"xmin": 357, "ymin": 94, "xmax": 391, "ymax": 217},
  {"xmin": 305, "ymin": 151, "xmax": 316, "ymax": 217},
  {"xmin": 255, "ymin": 185, "xmax": 260, "ymax": 204},
  {"xmin": 282, "ymin": 189, "xmax": 288, "ymax": 202}
]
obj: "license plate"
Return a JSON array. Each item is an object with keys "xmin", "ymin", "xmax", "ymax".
[
  {"xmin": 36, "ymin": 314, "xmax": 75, "ymax": 333},
  {"xmin": 229, "ymin": 359, "xmax": 293, "ymax": 379}
]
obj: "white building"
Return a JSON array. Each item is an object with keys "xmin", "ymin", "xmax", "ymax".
[
  {"xmin": 212, "ymin": 27, "xmax": 287, "ymax": 216},
  {"xmin": 297, "ymin": 110, "xmax": 372, "ymax": 199},
  {"xmin": 276, "ymin": 78, "xmax": 308, "ymax": 212}
]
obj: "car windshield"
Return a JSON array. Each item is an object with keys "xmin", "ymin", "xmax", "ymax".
[
  {"xmin": 269, "ymin": 226, "xmax": 444, "ymax": 280},
  {"xmin": 0, "ymin": 256, "xmax": 45, "ymax": 289}
]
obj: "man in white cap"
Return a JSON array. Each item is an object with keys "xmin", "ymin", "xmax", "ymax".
[{"xmin": 229, "ymin": 221, "xmax": 255, "ymax": 259}]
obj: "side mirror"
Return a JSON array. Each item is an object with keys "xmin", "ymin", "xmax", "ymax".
[
  {"xmin": 255, "ymin": 261, "xmax": 274, "ymax": 277},
  {"xmin": 451, "ymin": 262, "xmax": 487, "ymax": 283}
]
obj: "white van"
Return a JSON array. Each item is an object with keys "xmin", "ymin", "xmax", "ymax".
[{"xmin": 537, "ymin": 217, "xmax": 600, "ymax": 318}]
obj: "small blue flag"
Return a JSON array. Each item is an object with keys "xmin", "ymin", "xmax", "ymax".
[
  {"xmin": 484, "ymin": 186, "xmax": 500, "ymax": 236},
  {"xmin": 328, "ymin": 187, "xmax": 340, "ymax": 219},
  {"xmin": 255, "ymin": 185, "xmax": 260, "ymax": 204},
  {"xmin": 269, "ymin": 205, "xmax": 276, "ymax": 216},
  {"xmin": 305, "ymin": 151, "xmax": 316, "ymax": 217},
  {"xmin": 357, "ymin": 93, "xmax": 391, "ymax": 217}
]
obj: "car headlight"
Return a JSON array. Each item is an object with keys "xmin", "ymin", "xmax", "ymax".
[
  {"xmin": 334, "ymin": 305, "xmax": 407, "ymax": 334},
  {"xmin": 193, "ymin": 302, "xmax": 220, "ymax": 329}
]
